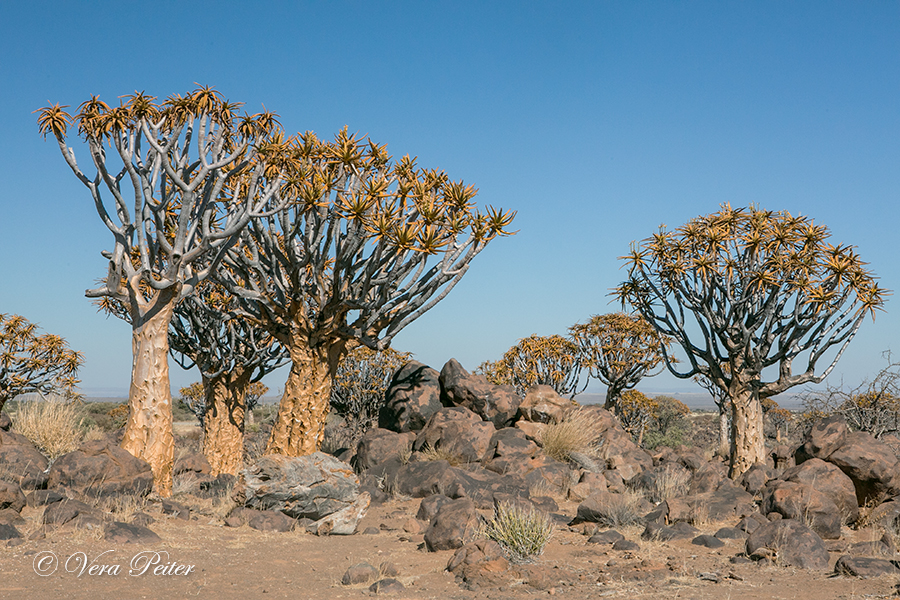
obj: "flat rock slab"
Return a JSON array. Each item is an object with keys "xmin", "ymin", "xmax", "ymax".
[
  {"xmin": 103, "ymin": 521, "xmax": 162, "ymax": 544},
  {"xmin": 834, "ymin": 556, "xmax": 900, "ymax": 578}
]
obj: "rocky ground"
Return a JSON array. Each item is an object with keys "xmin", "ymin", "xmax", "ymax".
[{"xmin": 1, "ymin": 358, "xmax": 899, "ymax": 599}]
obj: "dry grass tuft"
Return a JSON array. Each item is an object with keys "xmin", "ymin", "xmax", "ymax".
[
  {"xmin": 648, "ymin": 464, "xmax": 692, "ymax": 503},
  {"xmin": 417, "ymin": 444, "xmax": 467, "ymax": 467},
  {"xmin": 594, "ymin": 489, "xmax": 646, "ymax": 528},
  {"xmin": 539, "ymin": 407, "xmax": 603, "ymax": 464},
  {"xmin": 12, "ymin": 399, "xmax": 85, "ymax": 459},
  {"xmin": 480, "ymin": 501, "xmax": 554, "ymax": 564}
]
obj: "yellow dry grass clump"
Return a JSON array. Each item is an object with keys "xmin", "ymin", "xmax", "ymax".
[
  {"xmin": 539, "ymin": 407, "xmax": 603, "ymax": 463},
  {"xmin": 12, "ymin": 399, "xmax": 86, "ymax": 459}
]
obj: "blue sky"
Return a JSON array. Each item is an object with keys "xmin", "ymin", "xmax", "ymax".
[{"xmin": 0, "ymin": 1, "xmax": 897, "ymax": 398}]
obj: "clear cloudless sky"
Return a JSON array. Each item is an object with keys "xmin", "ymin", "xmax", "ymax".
[{"xmin": 0, "ymin": 1, "xmax": 897, "ymax": 398}]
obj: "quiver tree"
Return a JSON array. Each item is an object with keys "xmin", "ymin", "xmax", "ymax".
[
  {"xmin": 0, "ymin": 314, "xmax": 83, "ymax": 411},
  {"xmin": 568, "ymin": 312, "xmax": 669, "ymax": 411},
  {"xmin": 477, "ymin": 334, "xmax": 584, "ymax": 398},
  {"xmin": 617, "ymin": 204, "xmax": 887, "ymax": 478},
  {"xmin": 167, "ymin": 290, "xmax": 289, "ymax": 476},
  {"xmin": 38, "ymin": 88, "xmax": 289, "ymax": 495},
  {"xmin": 331, "ymin": 346, "xmax": 412, "ymax": 443},
  {"xmin": 217, "ymin": 128, "xmax": 516, "ymax": 456}
]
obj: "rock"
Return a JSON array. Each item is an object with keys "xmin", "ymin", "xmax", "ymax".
[
  {"xmin": 248, "ymin": 510, "xmax": 296, "ymax": 532},
  {"xmin": 866, "ymin": 499, "xmax": 900, "ymax": 529},
  {"xmin": 173, "ymin": 452, "xmax": 211, "ymax": 475},
  {"xmin": 130, "ymin": 512, "xmax": 155, "ymax": 527},
  {"xmin": 739, "ymin": 464, "xmax": 775, "ymax": 496},
  {"xmin": 452, "ymin": 467, "xmax": 531, "ymax": 509},
  {"xmin": 0, "ymin": 428, "xmax": 49, "ymax": 489},
  {"xmin": 692, "ymin": 534, "xmax": 726, "ymax": 548},
  {"xmin": 0, "ymin": 481, "xmax": 25, "ymax": 512},
  {"xmin": 368, "ymin": 578, "xmax": 406, "ymax": 594},
  {"xmin": 482, "ymin": 427, "xmax": 552, "ymax": 476},
  {"xmin": 103, "ymin": 521, "xmax": 162, "ymax": 543},
  {"xmin": 414, "ymin": 406, "xmax": 495, "ymax": 463},
  {"xmin": 355, "ymin": 428, "xmax": 415, "ymax": 472},
  {"xmin": 567, "ymin": 472, "xmax": 609, "ymax": 503},
  {"xmin": 197, "ymin": 473, "xmax": 236, "ymax": 498},
  {"xmin": 26, "ymin": 490, "xmax": 65, "ymax": 508},
  {"xmin": 666, "ymin": 481, "xmax": 756, "ymax": 524},
  {"xmin": 738, "ymin": 513, "xmax": 768, "ymax": 534},
  {"xmin": 439, "ymin": 359, "xmax": 521, "ymax": 428},
  {"xmin": 690, "ymin": 463, "xmax": 727, "ymax": 494},
  {"xmin": 161, "ymin": 499, "xmax": 190, "ymax": 520},
  {"xmin": 42, "ymin": 499, "xmax": 105, "ymax": 528},
  {"xmin": 47, "ymin": 439, "xmax": 153, "ymax": 498},
  {"xmin": 612, "ymin": 539, "xmax": 640, "ymax": 551},
  {"xmin": 0, "ymin": 412, "xmax": 10, "ymax": 431},
  {"xmin": 849, "ymin": 540, "xmax": 893, "ymax": 557},
  {"xmin": 834, "ymin": 555, "xmax": 900, "ymax": 578},
  {"xmin": 518, "ymin": 386, "xmax": 572, "ymax": 424},
  {"xmin": 310, "ymin": 491, "xmax": 370, "ymax": 535},
  {"xmin": 745, "ymin": 519, "xmax": 829, "ymax": 570},
  {"xmin": 417, "ymin": 494, "xmax": 452, "ymax": 523},
  {"xmin": 380, "ymin": 361, "xmax": 444, "ymax": 433},
  {"xmin": 714, "ymin": 527, "xmax": 746, "ymax": 539},
  {"xmin": 447, "ymin": 539, "xmax": 507, "ymax": 573},
  {"xmin": 395, "ymin": 460, "xmax": 463, "ymax": 498},
  {"xmin": 514, "ymin": 420, "xmax": 548, "ymax": 443},
  {"xmin": 795, "ymin": 415, "xmax": 849, "ymax": 462},
  {"xmin": 587, "ymin": 529, "xmax": 625, "ymax": 544},
  {"xmin": 826, "ymin": 431, "xmax": 900, "ymax": 505},
  {"xmin": 781, "ymin": 458, "xmax": 859, "ymax": 524},
  {"xmin": 242, "ymin": 452, "xmax": 360, "ymax": 520},
  {"xmin": 342, "ymin": 562, "xmax": 379, "ymax": 585},
  {"xmin": 0, "ymin": 523, "xmax": 21, "ymax": 540},
  {"xmin": 630, "ymin": 463, "xmax": 692, "ymax": 500},
  {"xmin": 761, "ymin": 480, "xmax": 842, "ymax": 539},
  {"xmin": 424, "ymin": 497, "xmax": 480, "ymax": 551}
]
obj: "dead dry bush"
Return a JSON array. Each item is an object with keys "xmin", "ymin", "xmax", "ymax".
[
  {"xmin": 12, "ymin": 399, "xmax": 88, "ymax": 459},
  {"xmin": 539, "ymin": 407, "xmax": 603, "ymax": 464},
  {"xmin": 594, "ymin": 489, "xmax": 646, "ymax": 528}
]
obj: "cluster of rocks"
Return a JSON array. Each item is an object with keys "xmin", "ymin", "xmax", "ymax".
[{"xmin": 1, "ymin": 357, "xmax": 899, "ymax": 588}]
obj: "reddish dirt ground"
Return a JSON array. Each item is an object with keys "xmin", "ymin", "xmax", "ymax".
[{"xmin": 2, "ymin": 493, "xmax": 898, "ymax": 600}]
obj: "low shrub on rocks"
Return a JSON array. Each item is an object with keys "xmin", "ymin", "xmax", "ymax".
[{"xmin": 539, "ymin": 407, "xmax": 601, "ymax": 463}]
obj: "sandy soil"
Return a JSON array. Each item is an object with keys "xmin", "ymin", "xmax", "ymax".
[{"xmin": 2, "ymin": 491, "xmax": 898, "ymax": 600}]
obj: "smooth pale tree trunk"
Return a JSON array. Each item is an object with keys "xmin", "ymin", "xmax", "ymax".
[
  {"xmin": 718, "ymin": 404, "xmax": 730, "ymax": 457},
  {"xmin": 202, "ymin": 367, "xmax": 251, "ymax": 477},
  {"xmin": 728, "ymin": 375, "xmax": 766, "ymax": 479},
  {"xmin": 121, "ymin": 291, "xmax": 177, "ymax": 497},
  {"xmin": 266, "ymin": 337, "xmax": 343, "ymax": 456}
]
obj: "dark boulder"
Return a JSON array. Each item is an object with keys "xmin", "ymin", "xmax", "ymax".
[
  {"xmin": 439, "ymin": 359, "xmax": 521, "ymax": 428},
  {"xmin": 745, "ymin": 519, "xmax": 829, "ymax": 570},
  {"xmin": 379, "ymin": 361, "xmax": 444, "ymax": 433},
  {"xmin": 47, "ymin": 439, "xmax": 153, "ymax": 498},
  {"xmin": 424, "ymin": 497, "xmax": 480, "ymax": 551},
  {"xmin": 414, "ymin": 406, "xmax": 495, "ymax": 464}
]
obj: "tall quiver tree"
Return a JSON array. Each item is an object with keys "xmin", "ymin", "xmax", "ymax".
[
  {"xmin": 617, "ymin": 204, "xmax": 887, "ymax": 478},
  {"xmin": 168, "ymin": 288, "xmax": 289, "ymax": 476},
  {"xmin": 568, "ymin": 313, "xmax": 668, "ymax": 412},
  {"xmin": 37, "ymin": 88, "xmax": 288, "ymax": 495},
  {"xmin": 217, "ymin": 128, "xmax": 516, "ymax": 456}
]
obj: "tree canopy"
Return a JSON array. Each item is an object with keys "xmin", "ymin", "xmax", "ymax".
[
  {"xmin": 616, "ymin": 204, "xmax": 888, "ymax": 476},
  {"xmin": 0, "ymin": 314, "xmax": 82, "ymax": 410}
]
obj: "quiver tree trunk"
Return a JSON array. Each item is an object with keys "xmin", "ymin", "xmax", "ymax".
[
  {"xmin": 718, "ymin": 406, "xmax": 730, "ymax": 457},
  {"xmin": 121, "ymin": 293, "xmax": 177, "ymax": 497},
  {"xmin": 266, "ymin": 338, "xmax": 342, "ymax": 457},
  {"xmin": 202, "ymin": 367, "xmax": 252, "ymax": 477},
  {"xmin": 728, "ymin": 376, "xmax": 766, "ymax": 479}
]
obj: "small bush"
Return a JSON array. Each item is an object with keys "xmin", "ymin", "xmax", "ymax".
[
  {"xmin": 417, "ymin": 444, "xmax": 467, "ymax": 467},
  {"xmin": 12, "ymin": 399, "xmax": 85, "ymax": 459},
  {"xmin": 593, "ymin": 489, "xmax": 645, "ymax": 528},
  {"xmin": 481, "ymin": 502, "xmax": 553, "ymax": 564},
  {"xmin": 647, "ymin": 464, "xmax": 691, "ymax": 503},
  {"xmin": 540, "ymin": 407, "xmax": 602, "ymax": 463}
]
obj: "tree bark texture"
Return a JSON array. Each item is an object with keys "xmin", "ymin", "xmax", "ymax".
[
  {"xmin": 728, "ymin": 378, "xmax": 766, "ymax": 479},
  {"xmin": 265, "ymin": 339, "xmax": 341, "ymax": 456},
  {"xmin": 202, "ymin": 367, "xmax": 251, "ymax": 477},
  {"xmin": 718, "ymin": 407, "xmax": 730, "ymax": 457},
  {"xmin": 121, "ymin": 296, "xmax": 177, "ymax": 497}
]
